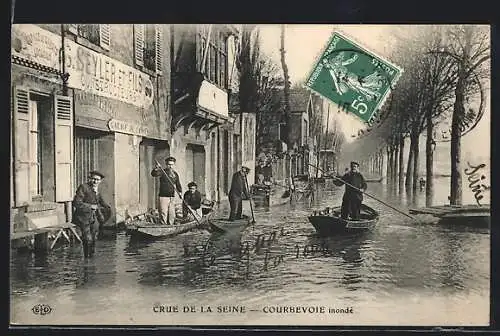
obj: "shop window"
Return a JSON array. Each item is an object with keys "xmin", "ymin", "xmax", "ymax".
[
  {"xmin": 197, "ymin": 25, "xmax": 229, "ymax": 89},
  {"xmin": 134, "ymin": 24, "xmax": 163, "ymax": 74},
  {"xmin": 68, "ymin": 24, "xmax": 111, "ymax": 50}
]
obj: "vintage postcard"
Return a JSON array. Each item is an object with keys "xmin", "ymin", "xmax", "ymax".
[{"xmin": 10, "ymin": 24, "xmax": 491, "ymax": 326}]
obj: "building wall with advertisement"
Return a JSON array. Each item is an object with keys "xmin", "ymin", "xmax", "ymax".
[{"xmin": 11, "ymin": 24, "xmax": 171, "ymax": 231}]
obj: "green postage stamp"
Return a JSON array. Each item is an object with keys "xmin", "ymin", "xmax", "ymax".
[{"xmin": 305, "ymin": 31, "xmax": 403, "ymax": 123}]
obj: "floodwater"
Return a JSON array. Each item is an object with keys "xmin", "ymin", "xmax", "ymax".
[{"xmin": 10, "ymin": 177, "xmax": 490, "ymax": 326}]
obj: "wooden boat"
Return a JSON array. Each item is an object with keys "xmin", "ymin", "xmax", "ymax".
[
  {"xmin": 208, "ymin": 216, "xmax": 253, "ymax": 235},
  {"xmin": 409, "ymin": 204, "xmax": 490, "ymax": 228},
  {"xmin": 126, "ymin": 202, "xmax": 215, "ymax": 240},
  {"xmin": 308, "ymin": 204, "xmax": 379, "ymax": 235}
]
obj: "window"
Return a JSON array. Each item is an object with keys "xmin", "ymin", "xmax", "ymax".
[
  {"xmin": 134, "ymin": 24, "xmax": 163, "ymax": 74},
  {"xmin": 69, "ymin": 24, "xmax": 111, "ymax": 50},
  {"xmin": 28, "ymin": 99, "xmax": 41, "ymax": 197},
  {"xmin": 197, "ymin": 25, "xmax": 229, "ymax": 88},
  {"xmin": 303, "ymin": 119, "xmax": 308, "ymax": 146},
  {"xmin": 278, "ymin": 123, "xmax": 286, "ymax": 142},
  {"xmin": 13, "ymin": 88, "xmax": 74, "ymax": 205}
]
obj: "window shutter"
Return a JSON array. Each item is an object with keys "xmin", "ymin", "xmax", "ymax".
[
  {"xmin": 134, "ymin": 24, "xmax": 145, "ymax": 66},
  {"xmin": 13, "ymin": 87, "xmax": 31, "ymax": 206},
  {"xmin": 54, "ymin": 95, "xmax": 74, "ymax": 202},
  {"xmin": 99, "ymin": 24, "xmax": 111, "ymax": 50},
  {"xmin": 155, "ymin": 24, "xmax": 163, "ymax": 74}
]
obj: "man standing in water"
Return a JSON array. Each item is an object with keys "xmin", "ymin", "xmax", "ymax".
[
  {"xmin": 72, "ymin": 171, "xmax": 111, "ymax": 258},
  {"xmin": 151, "ymin": 157, "xmax": 182, "ymax": 225},
  {"xmin": 228, "ymin": 166, "xmax": 251, "ymax": 221},
  {"xmin": 333, "ymin": 161, "xmax": 367, "ymax": 220}
]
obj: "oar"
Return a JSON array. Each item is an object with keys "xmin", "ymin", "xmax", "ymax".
[
  {"xmin": 308, "ymin": 164, "xmax": 416, "ymax": 220},
  {"xmin": 244, "ymin": 175, "xmax": 256, "ymax": 224},
  {"xmin": 154, "ymin": 160, "xmax": 205, "ymax": 227}
]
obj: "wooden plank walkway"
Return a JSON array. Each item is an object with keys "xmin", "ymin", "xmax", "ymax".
[{"xmin": 409, "ymin": 204, "xmax": 490, "ymax": 218}]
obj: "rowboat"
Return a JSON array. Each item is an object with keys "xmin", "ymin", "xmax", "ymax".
[
  {"xmin": 208, "ymin": 216, "xmax": 252, "ymax": 235},
  {"xmin": 126, "ymin": 203, "xmax": 214, "ymax": 240},
  {"xmin": 308, "ymin": 204, "xmax": 379, "ymax": 235}
]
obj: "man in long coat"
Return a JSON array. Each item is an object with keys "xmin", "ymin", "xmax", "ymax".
[
  {"xmin": 228, "ymin": 166, "xmax": 250, "ymax": 221},
  {"xmin": 72, "ymin": 171, "xmax": 111, "ymax": 258},
  {"xmin": 333, "ymin": 161, "xmax": 367, "ymax": 220}
]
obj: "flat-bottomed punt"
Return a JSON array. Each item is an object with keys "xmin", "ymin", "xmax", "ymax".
[
  {"xmin": 208, "ymin": 216, "xmax": 252, "ymax": 235},
  {"xmin": 409, "ymin": 204, "xmax": 490, "ymax": 228},
  {"xmin": 126, "ymin": 204, "xmax": 214, "ymax": 240},
  {"xmin": 308, "ymin": 204, "xmax": 379, "ymax": 235}
]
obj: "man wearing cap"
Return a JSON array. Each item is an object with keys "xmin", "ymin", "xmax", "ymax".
[
  {"xmin": 151, "ymin": 157, "xmax": 182, "ymax": 225},
  {"xmin": 333, "ymin": 161, "xmax": 367, "ymax": 220},
  {"xmin": 183, "ymin": 182, "xmax": 203, "ymax": 219},
  {"xmin": 228, "ymin": 166, "xmax": 251, "ymax": 221},
  {"xmin": 72, "ymin": 170, "xmax": 111, "ymax": 258}
]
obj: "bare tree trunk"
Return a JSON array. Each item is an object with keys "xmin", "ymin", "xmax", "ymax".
[
  {"xmin": 398, "ymin": 136, "xmax": 405, "ymax": 193},
  {"xmin": 405, "ymin": 139, "xmax": 414, "ymax": 192},
  {"xmin": 387, "ymin": 146, "xmax": 393, "ymax": 182},
  {"xmin": 412, "ymin": 132, "xmax": 420, "ymax": 193},
  {"xmin": 280, "ymin": 24, "xmax": 291, "ymax": 147},
  {"xmin": 450, "ymin": 72, "xmax": 465, "ymax": 206},
  {"xmin": 393, "ymin": 143, "xmax": 399, "ymax": 184},
  {"xmin": 425, "ymin": 112, "xmax": 434, "ymax": 207}
]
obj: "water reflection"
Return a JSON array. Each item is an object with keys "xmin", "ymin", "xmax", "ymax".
[{"xmin": 10, "ymin": 178, "xmax": 490, "ymax": 324}]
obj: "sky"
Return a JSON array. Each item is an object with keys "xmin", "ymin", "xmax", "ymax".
[{"xmin": 257, "ymin": 24, "xmax": 491, "ymax": 161}]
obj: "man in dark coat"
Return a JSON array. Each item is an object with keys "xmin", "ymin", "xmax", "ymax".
[
  {"xmin": 228, "ymin": 166, "xmax": 250, "ymax": 221},
  {"xmin": 72, "ymin": 170, "xmax": 111, "ymax": 258},
  {"xmin": 333, "ymin": 161, "xmax": 367, "ymax": 220},
  {"xmin": 151, "ymin": 157, "xmax": 182, "ymax": 225},
  {"xmin": 183, "ymin": 182, "xmax": 202, "ymax": 219}
]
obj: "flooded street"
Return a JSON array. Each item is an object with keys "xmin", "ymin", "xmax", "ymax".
[{"xmin": 10, "ymin": 178, "xmax": 490, "ymax": 326}]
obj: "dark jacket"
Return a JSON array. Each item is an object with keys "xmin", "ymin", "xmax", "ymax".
[
  {"xmin": 183, "ymin": 190, "xmax": 202, "ymax": 210},
  {"xmin": 151, "ymin": 168, "xmax": 182, "ymax": 197},
  {"xmin": 72, "ymin": 183, "xmax": 111, "ymax": 227},
  {"xmin": 229, "ymin": 171, "xmax": 250, "ymax": 199},
  {"xmin": 333, "ymin": 171, "xmax": 367, "ymax": 201}
]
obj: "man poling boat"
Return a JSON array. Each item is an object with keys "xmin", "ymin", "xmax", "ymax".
[
  {"xmin": 154, "ymin": 159, "xmax": 206, "ymax": 227},
  {"xmin": 308, "ymin": 163, "xmax": 416, "ymax": 221}
]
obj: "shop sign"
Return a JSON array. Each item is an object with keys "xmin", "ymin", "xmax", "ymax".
[
  {"xmin": 197, "ymin": 80, "xmax": 229, "ymax": 118},
  {"xmin": 108, "ymin": 119, "xmax": 151, "ymax": 138},
  {"xmin": 11, "ymin": 24, "xmax": 154, "ymax": 109}
]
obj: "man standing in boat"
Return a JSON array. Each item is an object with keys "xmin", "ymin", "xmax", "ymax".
[
  {"xmin": 228, "ymin": 166, "xmax": 251, "ymax": 221},
  {"xmin": 333, "ymin": 161, "xmax": 367, "ymax": 220},
  {"xmin": 151, "ymin": 157, "xmax": 182, "ymax": 225},
  {"xmin": 72, "ymin": 170, "xmax": 111, "ymax": 258}
]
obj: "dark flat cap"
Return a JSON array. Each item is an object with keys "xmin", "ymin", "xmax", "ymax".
[
  {"xmin": 165, "ymin": 157, "xmax": 176, "ymax": 163},
  {"xmin": 187, "ymin": 182, "xmax": 197, "ymax": 188},
  {"xmin": 242, "ymin": 166, "xmax": 251, "ymax": 172},
  {"xmin": 89, "ymin": 170, "xmax": 105, "ymax": 179},
  {"xmin": 350, "ymin": 161, "xmax": 360, "ymax": 167}
]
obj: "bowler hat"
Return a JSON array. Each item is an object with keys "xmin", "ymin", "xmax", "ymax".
[{"xmin": 89, "ymin": 170, "xmax": 105, "ymax": 179}]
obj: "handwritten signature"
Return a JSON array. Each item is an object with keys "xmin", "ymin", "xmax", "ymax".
[{"xmin": 464, "ymin": 161, "xmax": 489, "ymax": 206}]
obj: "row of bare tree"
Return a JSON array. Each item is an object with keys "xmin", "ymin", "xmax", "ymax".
[{"xmin": 378, "ymin": 25, "xmax": 489, "ymax": 206}]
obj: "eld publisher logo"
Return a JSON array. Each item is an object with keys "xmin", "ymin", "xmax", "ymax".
[{"xmin": 32, "ymin": 304, "xmax": 52, "ymax": 316}]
